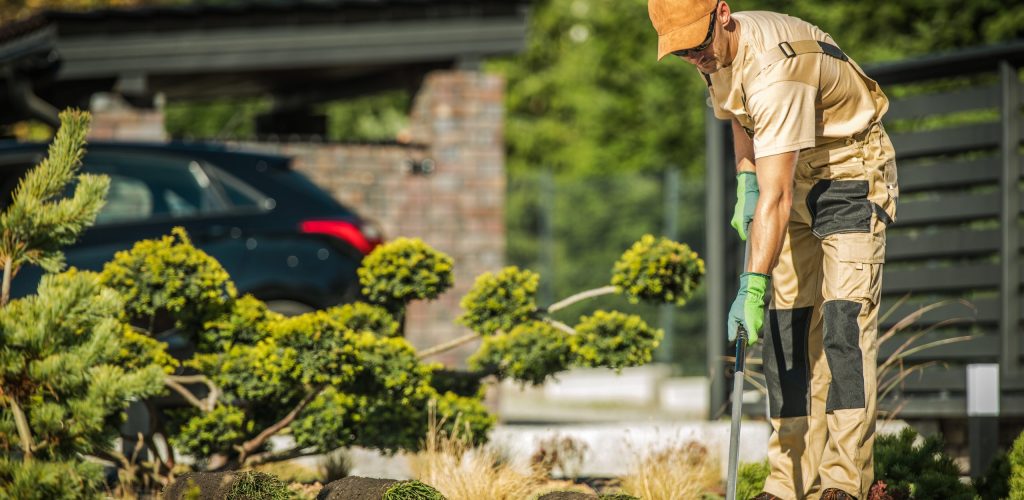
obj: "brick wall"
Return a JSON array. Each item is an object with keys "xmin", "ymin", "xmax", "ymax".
[
  {"xmin": 243, "ymin": 70, "xmax": 507, "ymax": 365},
  {"xmin": 87, "ymin": 93, "xmax": 167, "ymax": 142}
]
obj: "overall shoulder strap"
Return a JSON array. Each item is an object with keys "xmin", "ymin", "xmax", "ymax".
[{"xmin": 754, "ymin": 40, "xmax": 847, "ymax": 74}]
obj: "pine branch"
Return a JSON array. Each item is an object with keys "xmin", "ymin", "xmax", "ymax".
[{"xmin": 8, "ymin": 396, "xmax": 35, "ymax": 461}]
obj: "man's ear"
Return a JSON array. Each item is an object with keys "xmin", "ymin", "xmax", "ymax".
[{"xmin": 719, "ymin": 1, "xmax": 732, "ymax": 26}]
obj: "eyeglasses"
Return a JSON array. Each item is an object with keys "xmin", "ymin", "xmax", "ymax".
[{"xmin": 672, "ymin": 7, "xmax": 717, "ymax": 58}]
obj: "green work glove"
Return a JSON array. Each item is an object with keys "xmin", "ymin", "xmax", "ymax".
[
  {"xmin": 728, "ymin": 272, "xmax": 770, "ymax": 346},
  {"xmin": 731, "ymin": 172, "xmax": 759, "ymax": 240}
]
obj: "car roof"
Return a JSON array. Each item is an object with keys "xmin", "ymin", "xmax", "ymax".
[{"xmin": 0, "ymin": 140, "xmax": 293, "ymax": 167}]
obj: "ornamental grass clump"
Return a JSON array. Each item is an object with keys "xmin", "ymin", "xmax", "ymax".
[
  {"xmin": 617, "ymin": 440, "xmax": 720, "ymax": 500},
  {"xmin": 611, "ymin": 234, "xmax": 704, "ymax": 306}
]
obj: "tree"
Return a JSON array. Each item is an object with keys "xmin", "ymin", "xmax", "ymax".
[
  {"xmin": 0, "ymin": 110, "xmax": 166, "ymax": 499},
  {"xmin": 93, "ymin": 229, "xmax": 702, "ymax": 493}
]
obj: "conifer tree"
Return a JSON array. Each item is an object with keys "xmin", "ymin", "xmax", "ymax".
[{"xmin": 0, "ymin": 110, "xmax": 166, "ymax": 500}]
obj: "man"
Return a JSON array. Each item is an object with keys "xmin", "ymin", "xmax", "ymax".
[{"xmin": 647, "ymin": 1, "xmax": 898, "ymax": 499}]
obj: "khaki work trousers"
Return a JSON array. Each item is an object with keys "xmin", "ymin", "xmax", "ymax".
[{"xmin": 761, "ymin": 123, "xmax": 898, "ymax": 500}]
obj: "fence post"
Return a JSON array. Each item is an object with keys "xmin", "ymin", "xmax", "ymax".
[
  {"xmin": 967, "ymin": 363, "xmax": 1000, "ymax": 477},
  {"xmin": 1000, "ymin": 61, "xmax": 1020, "ymax": 379},
  {"xmin": 706, "ymin": 109, "xmax": 728, "ymax": 419},
  {"xmin": 659, "ymin": 167, "xmax": 681, "ymax": 364}
]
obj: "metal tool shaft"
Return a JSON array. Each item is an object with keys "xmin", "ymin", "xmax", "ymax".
[{"xmin": 725, "ymin": 327, "xmax": 747, "ymax": 500}]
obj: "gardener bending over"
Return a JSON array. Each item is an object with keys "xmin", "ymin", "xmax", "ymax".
[{"xmin": 647, "ymin": 1, "xmax": 899, "ymax": 499}]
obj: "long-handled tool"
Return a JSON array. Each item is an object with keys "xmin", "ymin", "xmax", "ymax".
[{"xmin": 726, "ymin": 240, "xmax": 753, "ymax": 500}]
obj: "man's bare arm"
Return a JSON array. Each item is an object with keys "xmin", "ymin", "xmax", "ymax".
[
  {"xmin": 747, "ymin": 151, "xmax": 797, "ymax": 274},
  {"xmin": 731, "ymin": 119, "xmax": 756, "ymax": 174}
]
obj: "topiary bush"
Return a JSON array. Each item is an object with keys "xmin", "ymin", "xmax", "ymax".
[
  {"xmin": 358, "ymin": 237, "xmax": 455, "ymax": 314},
  {"xmin": 873, "ymin": 428, "xmax": 974, "ymax": 500},
  {"xmin": 469, "ymin": 321, "xmax": 574, "ymax": 385},
  {"xmin": 611, "ymin": 234, "xmax": 704, "ymax": 306},
  {"xmin": 458, "ymin": 266, "xmax": 540, "ymax": 335},
  {"xmin": 454, "ymin": 233, "xmax": 702, "ymax": 386},
  {"xmin": 571, "ymin": 310, "xmax": 663, "ymax": 370}
]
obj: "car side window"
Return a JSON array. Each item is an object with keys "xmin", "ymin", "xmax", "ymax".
[
  {"xmin": 204, "ymin": 164, "xmax": 268, "ymax": 210},
  {"xmin": 83, "ymin": 151, "xmax": 226, "ymax": 225}
]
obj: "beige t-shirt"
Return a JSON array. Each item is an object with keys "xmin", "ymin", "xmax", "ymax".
[{"xmin": 707, "ymin": 11, "xmax": 888, "ymax": 158}]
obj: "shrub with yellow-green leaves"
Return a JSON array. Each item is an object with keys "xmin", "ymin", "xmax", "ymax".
[
  {"xmin": 572, "ymin": 311, "xmax": 663, "ymax": 370},
  {"xmin": 358, "ymin": 237, "xmax": 454, "ymax": 313},
  {"xmin": 99, "ymin": 226, "xmax": 237, "ymax": 332},
  {"xmin": 326, "ymin": 301, "xmax": 401, "ymax": 337},
  {"xmin": 468, "ymin": 321, "xmax": 573, "ymax": 385},
  {"xmin": 611, "ymin": 234, "xmax": 704, "ymax": 306},
  {"xmin": 170, "ymin": 405, "xmax": 253, "ymax": 458},
  {"xmin": 459, "ymin": 266, "xmax": 540, "ymax": 336}
]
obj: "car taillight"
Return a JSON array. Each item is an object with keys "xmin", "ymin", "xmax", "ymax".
[{"xmin": 300, "ymin": 219, "xmax": 381, "ymax": 255}]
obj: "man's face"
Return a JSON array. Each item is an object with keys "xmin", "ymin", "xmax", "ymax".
[{"xmin": 672, "ymin": 5, "xmax": 726, "ymax": 73}]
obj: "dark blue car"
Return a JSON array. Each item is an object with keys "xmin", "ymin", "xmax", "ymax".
[{"xmin": 0, "ymin": 141, "xmax": 381, "ymax": 315}]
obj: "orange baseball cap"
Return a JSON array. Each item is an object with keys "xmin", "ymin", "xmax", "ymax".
[{"xmin": 648, "ymin": 0, "xmax": 719, "ymax": 60}]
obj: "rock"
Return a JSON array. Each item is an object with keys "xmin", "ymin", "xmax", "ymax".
[
  {"xmin": 163, "ymin": 472, "xmax": 239, "ymax": 499},
  {"xmin": 536, "ymin": 491, "xmax": 599, "ymax": 500},
  {"xmin": 316, "ymin": 476, "xmax": 402, "ymax": 500}
]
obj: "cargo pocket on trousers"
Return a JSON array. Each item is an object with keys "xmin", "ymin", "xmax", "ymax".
[
  {"xmin": 806, "ymin": 180, "xmax": 872, "ymax": 238},
  {"xmin": 823, "ymin": 232, "xmax": 885, "ymax": 304}
]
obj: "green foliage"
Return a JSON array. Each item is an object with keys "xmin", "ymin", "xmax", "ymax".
[
  {"xmin": 171, "ymin": 405, "xmax": 253, "ymax": 458},
  {"xmin": 99, "ymin": 226, "xmax": 237, "ymax": 332},
  {"xmin": 383, "ymin": 480, "xmax": 447, "ymax": 500},
  {"xmin": 611, "ymin": 234, "xmax": 704, "ymax": 306},
  {"xmin": 358, "ymin": 237, "xmax": 455, "ymax": 312},
  {"xmin": 0, "ymin": 270, "xmax": 165, "ymax": 467},
  {"xmin": 1010, "ymin": 429, "xmax": 1024, "ymax": 499},
  {"xmin": 459, "ymin": 266, "xmax": 540, "ymax": 336},
  {"xmin": 226, "ymin": 471, "xmax": 291, "ymax": 500},
  {"xmin": 200, "ymin": 294, "xmax": 282, "ymax": 351},
  {"xmin": 326, "ymin": 301, "xmax": 401, "ymax": 337},
  {"xmin": 735, "ymin": 460, "xmax": 770, "ymax": 500},
  {"xmin": 0, "ymin": 109, "xmax": 109, "ymax": 276},
  {"xmin": 874, "ymin": 428, "xmax": 974, "ymax": 500},
  {"xmin": 468, "ymin": 321, "xmax": 573, "ymax": 385},
  {"xmin": 0, "ymin": 456, "xmax": 105, "ymax": 500},
  {"xmin": 572, "ymin": 310, "xmax": 663, "ymax": 370},
  {"xmin": 119, "ymin": 324, "xmax": 179, "ymax": 373},
  {"xmin": 974, "ymin": 450, "xmax": 1009, "ymax": 500}
]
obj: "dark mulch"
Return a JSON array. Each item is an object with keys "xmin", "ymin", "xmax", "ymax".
[
  {"xmin": 316, "ymin": 476, "xmax": 402, "ymax": 500},
  {"xmin": 162, "ymin": 471, "xmax": 238, "ymax": 499},
  {"xmin": 537, "ymin": 492, "xmax": 599, "ymax": 500}
]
